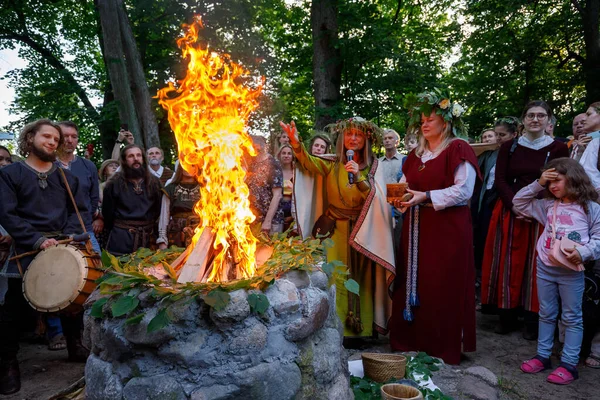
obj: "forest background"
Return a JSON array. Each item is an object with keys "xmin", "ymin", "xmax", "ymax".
[{"xmin": 0, "ymin": 0, "xmax": 598, "ymax": 165}]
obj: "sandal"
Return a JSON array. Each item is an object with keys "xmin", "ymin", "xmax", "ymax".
[
  {"xmin": 520, "ymin": 355, "xmax": 552, "ymax": 374},
  {"xmin": 48, "ymin": 334, "xmax": 67, "ymax": 351},
  {"xmin": 547, "ymin": 363, "xmax": 578, "ymax": 385},
  {"xmin": 585, "ymin": 354, "xmax": 600, "ymax": 369}
]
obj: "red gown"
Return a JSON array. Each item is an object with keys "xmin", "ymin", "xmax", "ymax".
[{"xmin": 390, "ymin": 140, "xmax": 480, "ymax": 365}]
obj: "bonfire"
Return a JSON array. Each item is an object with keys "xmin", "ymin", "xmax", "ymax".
[{"xmin": 157, "ymin": 16, "xmax": 265, "ymax": 284}]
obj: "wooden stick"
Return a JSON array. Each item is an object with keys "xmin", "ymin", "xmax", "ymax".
[
  {"xmin": 177, "ymin": 228, "xmax": 216, "ymax": 283},
  {"xmin": 9, "ymin": 238, "xmax": 74, "ymax": 261}
]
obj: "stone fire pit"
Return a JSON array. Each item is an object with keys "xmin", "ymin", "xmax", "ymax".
[{"xmin": 83, "ymin": 269, "xmax": 352, "ymax": 400}]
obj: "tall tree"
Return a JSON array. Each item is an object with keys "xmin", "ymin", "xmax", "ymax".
[
  {"xmin": 311, "ymin": 0, "xmax": 342, "ymax": 129},
  {"xmin": 96, "ymin": 0, "xmax": 159, "ymax": 149}
]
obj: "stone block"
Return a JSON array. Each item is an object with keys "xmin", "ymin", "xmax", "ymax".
[
  {"xmin": 265, "ymin": 279, "xmax": 301, "ymax": 316},
  {"xmin": 122, "ymin": 374, "xmax": 186, "ymax": 400},
  {"xmin": 85, "ymin": 354, "xmax": 123, "ymax": 400},
  {"xmin": 285, "ymin": 288, "xmax": 329, "ymax": 341},
  {"xmin": 83, "ymin": 313, "xmax": 103, "ymax": 355},
  {"xmin": 168, "ymin": 297, "xmax": 203, "ymax": 324},
  {"xmin": 262, "ymin": 329, "xmax": 297, "ymax": 360},
  {"xmin": 312, "ymin": 328, "xmax": 342, "ymax": 383},
  {"xmin": 465, "ymin": 366, "xmax": 498, "ymax": 387},
  {"xmin": 123, "ymin": 307, "xmax": 176, "ymax": 347},
  {"xmin": 100, "ymin": 321, "xmax": 133, "ymax": 362},
  {"xmin": 309, "ymin": 270, "xmax": 329, "ymax": 291},
  {"xmin": 229, "ymin": 318, "xmax": 268, "ymax": 353},
  {"xmin": 211, "ymin": 289, "xmax": 250, "ymax": 325},
  {"xmin": 158, "ymin": 330, "xmax": 212, "ymax": 367},
  {"xmin": 237, "ymin": 361, "xmax": 302, "ymax": 400},
  {"xmin": 191, "ymin": 384, "xmax": 240, "ymax": 400},
  {"xmin": 327, "ymin": 373, "xmax": 353, "ymax": 400},
  {"xmin": 282, "ymin": 270, "xmax": 311, "ymax": 289},
  {"xmin": 457, "ymin": 375, "xmax": 499, "ymax": 400}
]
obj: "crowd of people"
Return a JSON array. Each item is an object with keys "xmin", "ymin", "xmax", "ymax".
[{"xmin": 1, "ymin": 93, "xmax": 600, "ymax": 394}]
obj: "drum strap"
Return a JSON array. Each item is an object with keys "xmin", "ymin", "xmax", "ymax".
[
  {"xmin": 58, "ymin": 167, "xmax": 95, "ymax": 254},
  {"xmin": 58, "ymin": 167, "xmax": 87, "ymax": 233}
]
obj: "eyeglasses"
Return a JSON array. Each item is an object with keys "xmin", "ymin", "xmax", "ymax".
[{"xmin": 525, "ymin": 113, "xmax": 548, "ymax": 121}]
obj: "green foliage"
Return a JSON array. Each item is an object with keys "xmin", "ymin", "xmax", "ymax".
[
  {"xmin": 147, "ymin": 308, "xmax": 171, "ymax": 333},
  {"xmin": 350, "ymin": 375, "xmax": 386, "ymax": 399},
  {"xmin": 95, "ymin": 233, "xmax": 354, "ymax": 332},
  {"xmin": 90, "ymin": 297, "xmax": 108, "ymax": 318},
  {"xmin": 350, "ymin": 355, "xmax": 452, "ymax": 400},
  {"xmin": 247, "ymin": 293, "xmax": 270, "ymax": 314},
  {"xmin": 204, "ymin": 290, "xmax": 231, "ymax": 312},
  {"xmin": 344, "ymin": 279, "xmax": 360, "ymax": 296},
  {"xmin": 450, "ymin": 0, "xmax": 588, "ymax": 138},
  {"xmin": 111, "ymin": 296, "xmax": 140, "ymax": 317}
]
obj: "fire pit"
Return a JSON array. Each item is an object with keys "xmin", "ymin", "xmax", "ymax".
[
  {"xmin": 83, "ymin": 18, "xmax": 354, "ymax": 400},
  {"xmin": 83, "ymin": 267, "xmax": 351, "ymax": 399}
]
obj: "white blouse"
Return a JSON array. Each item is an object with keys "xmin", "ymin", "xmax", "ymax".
[
  {"xmin": 399, "ymin": 148, "xmax": 476, "ymax": 211},
  {"xmin": 579, "ymin": 136, "xmax": 600, "ymax": 190}
]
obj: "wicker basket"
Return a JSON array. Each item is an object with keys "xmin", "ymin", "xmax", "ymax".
[
  {"xmin": 361, "ymin": 353, "xmax": 407, "ymax": 383},
  {"xmin": 380, "ymin": 384, "xmax": 423, "ymax": 400}
]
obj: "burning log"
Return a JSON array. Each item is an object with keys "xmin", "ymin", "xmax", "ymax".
[{"xmin": 177, "ymin": 228, "xmax": 216, "ymax": 283}]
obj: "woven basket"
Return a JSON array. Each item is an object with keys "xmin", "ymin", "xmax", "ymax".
[
  {"xmin": 380, "ymin": 384, "xmax": 423, "ymax": 400},
  {"xmin": 361, "ymin": 353, "xmax": 407, "ymax": 383}
]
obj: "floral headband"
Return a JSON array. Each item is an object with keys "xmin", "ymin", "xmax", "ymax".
[
  {"xmin": 404, "ymin": 88, "xmax": 467, "ymax": 138},
  {"xmin": 325, "ymin": 117, "xmax": 383, "ymax": 147}
]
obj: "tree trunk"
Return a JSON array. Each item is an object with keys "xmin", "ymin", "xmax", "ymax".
[
  {"xmin": 311, "ymin": 0, "xmax": 343, "ymax": 130},
  {"xmin": 96, "ymin": 0, "xmax": 142, "ymax": 146},
  {"xmin": 582, "ymin": 0, "xmax": 600, "ymax": 104},
  {"xmin": 116, "ymin": 0, "xmax": 160, "ymax": 149}
]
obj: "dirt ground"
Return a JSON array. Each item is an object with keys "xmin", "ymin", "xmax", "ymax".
[
  {"xmin": 4, "ymin": 343, "xmax": 84, "ymax": 400},
  {"xmin": 6, "ymin": 311, "xmax": 600, "ymax": 399}
]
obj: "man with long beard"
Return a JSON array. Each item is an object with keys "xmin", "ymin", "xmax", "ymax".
[
  {"xmin": 102, "ymin": 144, "xmax": 162, "ymax": 255},
  {"xmin": 0, "ymin": 119, "xmax": 88, "ymax": 395}
]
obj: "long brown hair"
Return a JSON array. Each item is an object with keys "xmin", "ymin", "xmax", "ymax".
[
  {"xmin": 542, "ymin": 158, "xmax": 598, "ymax": 213},
  {"xmin": 112, "ymin": 144, "xmax": 161, "ymax": 195}
]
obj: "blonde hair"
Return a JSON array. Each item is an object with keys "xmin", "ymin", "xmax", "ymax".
[{"xmin": 414, "ymin": 120, "xmax": 455, "ymax": 157}]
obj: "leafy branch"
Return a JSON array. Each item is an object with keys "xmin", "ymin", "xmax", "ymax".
[{"xmin": 90, "ymin": 233, "xmax": 358, "ymax": 332}]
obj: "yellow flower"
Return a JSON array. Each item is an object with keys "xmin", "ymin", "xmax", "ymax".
[{"xmin": 439, "ymin": 99, "xmax": 450, "ymax": 109}]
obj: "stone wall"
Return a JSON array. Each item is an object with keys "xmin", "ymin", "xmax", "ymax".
[{"xmin": 83, "ymin": 270, "xmax": 353, "ymax": 400}]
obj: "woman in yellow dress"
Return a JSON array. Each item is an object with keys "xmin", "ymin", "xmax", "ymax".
[{"xmin": 280, "ymin": 118, "xmax": 394, "ymax": 337}]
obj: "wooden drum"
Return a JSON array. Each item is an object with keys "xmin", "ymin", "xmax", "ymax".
[{"xmin": 22, "ymin": 244, "xmax": 103, "ymax": 313}]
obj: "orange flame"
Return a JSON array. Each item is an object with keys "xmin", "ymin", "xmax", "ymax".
[{"xmin": 157, "ymin": 17, "xmax": 263, "ymax": 282}]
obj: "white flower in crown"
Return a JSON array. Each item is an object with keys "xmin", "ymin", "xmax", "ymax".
[{"xmin": 452, "ymin": 103, "xmax": 464, "ymax": 117}]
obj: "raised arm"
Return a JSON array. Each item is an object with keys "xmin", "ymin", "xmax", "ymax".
[
  {"xmin": 512, "ymin": 180, "xmax": 550, "ymax": 226},
  {"xmin": 280, "ymin": 121, "xmax": 333, "ymax": 176}
]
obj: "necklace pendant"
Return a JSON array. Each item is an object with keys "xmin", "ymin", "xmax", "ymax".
[
  {"xmin": 38, "ymin": 173, "xmax": 48, "ymax": 189},
  {"xmin": 418, "ymin": 164, "xmax": 426, "ymax": 172}
]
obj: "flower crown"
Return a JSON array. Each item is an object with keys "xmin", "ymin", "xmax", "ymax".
[
  {"xmin": 404, "ymin": 88, "xmax": 467, "ymax": 138},
  {"xmin": 324, "ymin": 117, "xmax": 383, "ymax": 147}
]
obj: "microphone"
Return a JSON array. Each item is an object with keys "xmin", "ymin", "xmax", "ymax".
[{"xmin": 346, "ymin": 150, "xmax": 355, "ymax": 184}]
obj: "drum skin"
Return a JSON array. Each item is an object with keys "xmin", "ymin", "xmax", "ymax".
[{"xmin": 22, "ymin": 245, "xmax": 103, "ymax": 313}]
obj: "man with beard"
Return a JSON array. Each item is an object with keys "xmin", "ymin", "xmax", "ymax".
[
  {"xmin": 147, "ymin": 147, "xmax": 174, "ymax": 186},
  {"xmin": 103, "ymin": 144, "xmax": 162, "ymax": 255},
  {"xmin": 56, "ymin": 121, "xmax": 101, "ymax": 253},
  {"xmin": 0, "ymin": 119, "xmax": 88, "ymax": 395}
]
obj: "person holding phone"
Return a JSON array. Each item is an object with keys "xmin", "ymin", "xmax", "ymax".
[{"xmin": 111, "ymin": 124, "xmax": 135, "ymax": 160}]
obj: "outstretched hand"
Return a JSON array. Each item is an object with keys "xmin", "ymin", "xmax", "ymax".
[{"xmin": 279, "ymin": 121, "xmax": 299, "ymax": 146}]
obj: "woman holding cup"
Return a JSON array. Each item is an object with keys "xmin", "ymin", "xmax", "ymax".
[{"xmin": 389, "ymin": 89, "xmax": 480, "ymax": 364}]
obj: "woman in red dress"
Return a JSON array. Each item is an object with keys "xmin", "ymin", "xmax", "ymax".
[
  {"xmin": 389, "ymin": 90, "xmax": 480, "ymax": 364},
  {"xmin": 480, "ymin": 101, "xmax": 569, "ymax": 339}
]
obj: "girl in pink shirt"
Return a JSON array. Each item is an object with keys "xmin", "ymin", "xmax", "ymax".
[{"xmin": 513, "ymin": 158, "xmax": 600, "ymax": 385}]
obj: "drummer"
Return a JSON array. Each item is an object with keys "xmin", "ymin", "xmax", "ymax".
[{"xmin": 0, "ymin": 119, "xmax": 89, "ymax": 395}]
